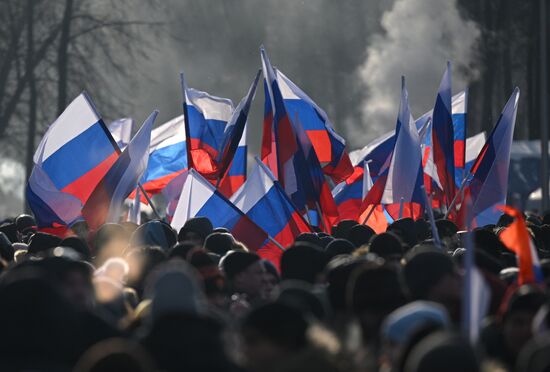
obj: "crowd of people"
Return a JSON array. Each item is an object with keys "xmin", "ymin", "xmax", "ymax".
[{"xmin": 1, "ymin": 210, "xmax": 550, "ymax": 371}]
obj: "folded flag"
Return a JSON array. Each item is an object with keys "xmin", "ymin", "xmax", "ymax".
[
  {"xmin": 231, "ymin": 158, "xmax": 311, "ymax": 249},
  {"xmin": 361, "ymin": 78, "xmax": 424, "ymax": 220},
  {"xmin": 32, "ymin": 92, "xmax": 118, "ymax": 204},
  {"xmin": 431, "ymin": 62, "xmax": 456, "ymax": 206},
  {"xmin": 499, "ymin": 205, "xmax": 544, "ymax": 285},
  {"xmin": 180, "ymin": 72, "xmax": 234, "ymax": 179},
  {"xmin": 275, "ymin": 69, "xmax": 353, "ymax": 184},
  {"xmin": 170, "ymin": 169, "xmax": 282, "ymax": 266},
  {"xmin": 453, "ymin": 88, "xmax": 520, "ymax": 227},
  {"xmin": 140, "ymin": 115, "xmax": 188, "ymax": 195},
  {"xmin": 26, "ymin": 165, "xmax": 83, "ymax": 233},
  {"xmin": 108, "ymin": 118, "xmax": 133, "ymax": 150},
  {"xmin": 82, "ymin": 111, "xmax": 157, "ymax": 231}
]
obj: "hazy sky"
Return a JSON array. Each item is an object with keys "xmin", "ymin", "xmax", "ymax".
[{"xmin": 0, "ymin": 0, "xmax": 482, "ymax": 215}]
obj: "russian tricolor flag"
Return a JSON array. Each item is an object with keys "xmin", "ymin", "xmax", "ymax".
[
  {"xmin": 275, "ymin": 69, "xmax": 353, "ymax": 184},
  {"xmin": 140, "ymin": 115, "xmax": 188, "ymax": 195},
  {"xmin": 362, "ymin": 78, "xmax": 424, "ymax": 220},
  {"xmin": 180, "ymin": 72, "xmax": 234, "ymax": 179},
  {"xmin": 431, "ymin": 62, "xmax": 456, "ymax": 206},
  {"xmin": 170, "ymin": 169, "xmax": 283, "ymax": 266},
  {"xmin": 453, "ymin": 88, "xmax": 520, "ymax": 227},
  {"xmin": 32, "ymin": 93, "xmax": 118, "ymax": 204},
  {"xmin": 231, "ymin": 158, "xmax": 311, "ymax": 250},
  {"xmin": 82, "ymin": 111, "xmax": 157, "ymax": 231}
]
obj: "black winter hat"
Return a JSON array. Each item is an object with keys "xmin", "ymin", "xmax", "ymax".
[{"xmin": 219, "ymin": 251, "xmax": 260, "ymax": 280}]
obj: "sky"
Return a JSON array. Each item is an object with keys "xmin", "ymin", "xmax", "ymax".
[{"xmin": 0, "ymin": 0, "xmax": 481, "ymax": 216}]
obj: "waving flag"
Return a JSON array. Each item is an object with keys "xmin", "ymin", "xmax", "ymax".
[
  {"xmin": 217, "ymin": 124, "xmax": 248, "ymax": 198},
  {"xmin": 356, "ymin": 162, "xmax": 388, "ymax": 233},
  {"xmin": 108, "ymin": 118, "xmax": 133, "ymax": 149},
  {"xmin": 26, "ymin": 165, "xmax": 83, "ymax": 234},
  {"xmin": 452, "ymin": 90, "xmax": 468, "ymax": 184},
  {"xmin": 453, "ymin": 88, "xmax": 520, "ymax": 227},
  {"xmin": 180, "ymin": 72, "xmax": 234, "ymax": 179},
  {"xmin": 275, "ymin": 70, "xmax": 353, "ymax": 183},
  {"xmin": 499, "ymin": 205, "xmax": 543, "ymax": 285},
  {"xmin": 140, "ymin": 115, "xmax": 188, "ymax": 195},
  {"xmin": 82, "ymin": 111, "xmax": 157, "ymax": 231},
  {"xmin": 170, "ymin": 169, "xmax": 282, "ymax": 265},
  {"xmin": 32, "ymin": 93, "xmax": 118, "ymax": 204},
  {"xmin": 431, "ymin": 62, "xmax": 456, "ymax": 206},
  {"xmin": 231, "ymin": 158, "xmax": 311, "ymax": 249},
  {"xmin": 362, "ymin": 78, "xmax": 424, "ymax": 220}
]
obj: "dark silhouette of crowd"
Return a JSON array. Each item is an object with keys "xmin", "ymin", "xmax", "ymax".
[{"xmin": 1, "ymin": 210, "xmax": 550, "ymax": 372}]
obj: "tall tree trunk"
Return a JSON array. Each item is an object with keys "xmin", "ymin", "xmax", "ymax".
[
  {"xmin": 24, "ymin": 0, "xmax": 37, "ymax": 212},
  {"xmin": 57, "ymin": 0, "xmax": 74, "ymax": 115}
]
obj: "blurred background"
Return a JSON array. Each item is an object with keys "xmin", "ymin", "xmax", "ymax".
[{"xmin": 0, "ymin": 0, "xmax": 548, "ymax": 215}]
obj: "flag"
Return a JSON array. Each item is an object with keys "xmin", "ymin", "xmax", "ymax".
[
  {"xmin": 108, "ymin": 118, "xmax": 133, "ymax": 149},
  {"xmin": 216, "ymin": 71, "xmax": 259, "ymax": 180},
  {"xmin": 231, "ymin": 158, "xmax": 311, "ymax": 249},
  {"xmin": 498, "ymin": 205, "xmax": 544, "ymax": 285},
  {"xmin": 162, "ymin": 170, "xmax": 189, "ymax": 220},
  {"xmin": 180, "ymin": 72, "xmax": 234, "ymax": 179},
  {"xmin": 453, "ymin": 88, "xmax": 520, "ymax": 227},
  {"xmin": 26, "ymin": 165, "xmax": 83, "ymax": 234},
  {"xmin": 452, "ymin": 90, "xmax": 468, "ymax": 185},
  {"xmin": 431, "ymin": 62, "xmax": 456, "ymax": 206},
  {"xmin": 217, "ymin": 124, "xmax": 248, "ymax": 198},
  {"xmin": 356, "ymin": 162, "xmax": 388, "ymax": 233},
  {"xmin": 139, "ymin": 115, "xmax": 188, "ymax": 195},
  {"xmin": 361, "ymin": 78, "xmax": 424, "ymax": 220},
  {"xmin": 170, "ymin": 169, "xmax": 282, "ymax": 266},
  {"xmin": 275, "ymin": 69, "xmax": 353, "ymax": 183},
  {"xmin": 32, "ymin": 93, "xmax": 118, "ymax": 204},
  {"xmin": 82, "ymin": 111, "xmax": 157, "ymax": 231}
]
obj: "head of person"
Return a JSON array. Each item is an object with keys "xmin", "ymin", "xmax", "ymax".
[
  {"xmin": 93, "ymin": 224, "xmax": 129, "ymax": 265},
  {"xmin": 125, "ymin": 246, "xmax": 167, "ymax": 297},
  {"xmin": 261, "ymin": 260, "xmax": 280, "ymax": 301},
  {"xmin": 500, "ymin": 285, "xmax": 547, "ymax": 358},
  {"xmin": 219, "ymin": 251, "xmax": 264, "ymax": 300},
  {"xmin": 348, "ymin": 224, "xmax": 376, "ymax": 248},
  {"xmin": 60, "ymin": 236, "xmax": 91, "ymax": 261},
  {"xmin": 280, "ymin": 242, "xmax": 327, "ymax": 284},
  {"xmin": 325, "ymin": 239, "xmax": 355, "ymax": 261},
  {"xmin": 369, "ymin": 232, "xmax": 405, "ymax": 262},
  {"xmin": 331, "ymin": 219, "xmax": 359, "ymax": 240},
  {"xmin": 177, "ymin": 217, "xmax": 213, "ymax": 245},
  {"xmin": 129, "ymin": 220, "xmax": 177, "ymax": 252},
  {"xmin": 347, "ymin": 264, "xmax": 407, "ymax": 345},
  {"xmin": 387, "ymin": 218, "xmax": 418, "ymax": 250},
  {"xmin": 403, "ymin": 332, "xmax": 479, "ymax": 372},
  {"xmin": 27, "ymin": 232, "xmax": 62, "ymax": 256},
  {"xmin": 203, "ymin": 232, "xmax": 236, "ymax": 256},
  {"xmin": 15, "ymin": 214, "xmax": 36, "ymax": 242},
  {"xmin": 402, "ymin": 249, "xmax": 462, "ymax": 321},
  {"xmin": 241, "ymin": 302, "xmax": 309, "ymax": 372},
  {"xmin": 381, "ymin": 301, "xmax": 450, "ymax": 369}
]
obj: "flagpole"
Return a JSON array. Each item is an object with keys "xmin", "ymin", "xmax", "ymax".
[
  {"xmin": 444, "ymin": 174, "xmax": 470, "ymax": 219},
  {"xmin": 398, "ymin": 197, "xmax": 405, "ymax": 219},
  {"xmin": 361, "ymin": 204, "xmax": 377, "ymax": 225},
  {"xmin": 421, "ymin": 185, "xmax": 443, "ymax": 249},
  {"xmin": 314, "ymin": 201, "xmax": 329, "ymax": 233},
  {"xmin": 267, "ymin": 235, "xmax": 286, "ymax": 252},
  {"xmin": 98, "ymin": 119, "xmax": 162, "ymax": 221}
]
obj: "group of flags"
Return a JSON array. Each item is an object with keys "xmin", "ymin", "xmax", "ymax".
[{"xmin": 26, "ymin": 47, "xmax": 527, "ymax": 270}]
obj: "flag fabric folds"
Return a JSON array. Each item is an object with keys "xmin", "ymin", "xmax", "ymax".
[
  {"xmin": 453, "ymin": 88, "xmax": 520, "ymax": 227},
  {"xmin": 275, "ymin": 69, "xmax": 353, "ymax": 183},
  {"xmin": 32, "ymin": 93, "xmax": 118, "ymax": 204},
  {"xmin": 180, "ymin": 72, "xmax": 234, "ymax": 179},
  {"xmin": 361, "ymin": 79, "xmax": 424, "ymax": 220},
  {"xmin": 231, "ymin": 158, "xmax": 311, "ymax": 249},
  {"xmin": 108, "ymin": 118, "xmax": 133, "ymax": 150},
  {"xmin": 82, "ymin": 111, "xmax": 157, "ymax": 231},
  {"xmin": 498, "ymin": 205, "xmax": 544, "ymax": 285},
  {"xmin": 431, "ymin": 62, "xmax": 456, "ymax": 206},
  {"xmin": 140, "ymin": 115, "xmax": 188, "ymax": 195},
  {"xmin": 170, "ymin": 169, "xmax": 282, "ymax": 266}
]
